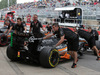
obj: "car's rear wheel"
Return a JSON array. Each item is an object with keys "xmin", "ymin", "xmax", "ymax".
[
  {"xmin": 39, "ymin": 48, "xmax": 60, "ymax": 68},
  {"xmin": 6, "ymin": 45, "xmax": 18, "ymax": 61}
]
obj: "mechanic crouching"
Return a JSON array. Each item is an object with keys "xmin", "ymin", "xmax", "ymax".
[
  {"xmin": 88, "ymin": 26, "xmax": 99, "ymax": 41},
  {"xmin": 78, "ymin": 28, "xmax": 100, "ymax": 60},
  {"xmin": 42, "ymin": 23, "xmax": 79, "ymax": 68}
]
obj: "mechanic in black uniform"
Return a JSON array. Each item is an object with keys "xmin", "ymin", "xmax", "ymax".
[
  {"xmin": 46, "ymin": 23, "xmax": 52, "ymax": 32},
  {"xmin": 4, "ymin": 17, "xmax": 11, "ymax": 27},
  {"xmin": 14, "ymin": 18, "xmax": 26, "ymax": 34},
  {"xmin": 43, "ymin": 23, "xmax": 79, "ymax": 68},
  {"xmin": 14, "ymin": 18, "xmax": 27, "ymax": 46},
  {"xmin": 4, "ymin": 17, "xmax": 14, "ymax": 35},
  {"xmin": 88, "ymin": 26, "xmax": 99, "ymax": 40},
  {"xmin": 29, "ymin": 14, "xmax": 45, "ymax": 55},
  {"xmin": 29, "ymin": 14, "xmax": 45, "ymax": 38},
  {"xmin": 73, "ymin": 26, "xmax": 78, "ymax": 34},
  {"xmin": 78, "ymin": 29, "xmax": 100, "ymax": 60},
  {"xmin": 23, "ymin": 21, "xmax": 26, "ymax": 26},
  {"xmin": 73, "ymin": 26, "xmax": 84, "ymax": 56}
]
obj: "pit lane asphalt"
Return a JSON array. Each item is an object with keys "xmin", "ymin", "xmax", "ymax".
[{"xmin": 0, "ymin": 47, "xmax": 100, "ymax": 75}]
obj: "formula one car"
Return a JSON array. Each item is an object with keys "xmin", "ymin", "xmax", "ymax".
[
  {"xmin": 6, "ymin": 32, "xmax": 72, "ymax": 68},
  {"xmin": 7, "ymin": 32, "xmax": 100, "ymax": 68},
  {"xmin": 0, "ymin": 26, "xmax": 12, "ymax": 46}
]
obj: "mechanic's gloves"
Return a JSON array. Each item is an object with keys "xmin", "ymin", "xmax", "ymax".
[{"xmin": 51, "ymin": 45, "xmax": 56, "ymax": 50}]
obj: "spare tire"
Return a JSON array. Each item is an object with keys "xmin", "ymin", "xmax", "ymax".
[
  {"xmin": 39, "ymin": 47, "xmax": 60, "ymax": 68},
  {"xmin": 6, "ymin": 45, "xmax": 18, "ymax": 61},
  {"xmin": 0, "ymin": 33, "xmax": 8, "ymax": 46}
]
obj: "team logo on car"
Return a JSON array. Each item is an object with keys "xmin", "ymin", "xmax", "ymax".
[{"xmin": 28, "ymin": 36, "xmax": 35, "ymax": 42}]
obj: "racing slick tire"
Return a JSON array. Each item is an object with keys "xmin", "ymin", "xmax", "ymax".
[
  {"xmin": 6, "ymin": 45, "xmax": 18, "ymax": 61},
  {"xmin": 39, "ymin": 47, "xmax": 60, "ymax": 68},
  {"xmin": 94, "ymin": 41, "xmax": 100, "ymax": 56},
  {"xmin": 0, "ymin": 33, "xmax": 8, "ymax": 46}
]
